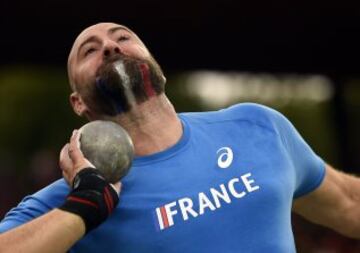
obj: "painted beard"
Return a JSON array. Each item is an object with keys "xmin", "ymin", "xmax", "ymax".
[{"xmin": 82, "ymin": 54, "xmax": 166, "ymax": 116}]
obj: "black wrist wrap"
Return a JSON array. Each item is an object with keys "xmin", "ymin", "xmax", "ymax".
[{"xmin": 59, "ymin": 168, "xmax": 119, "ymax": 233}]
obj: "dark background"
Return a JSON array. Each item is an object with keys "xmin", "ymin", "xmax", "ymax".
[
  {"xmin": 1, "ymin": 0, "xmax": 360, "ymax": 74},
  {"xmin": 1, "ymin": 0, "xmax": 360, "ymax": 252}
]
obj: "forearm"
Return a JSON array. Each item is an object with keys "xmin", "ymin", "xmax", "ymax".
[{"xmin": 0, "ymin": 209, "xmax": 85, "ymax": 253}]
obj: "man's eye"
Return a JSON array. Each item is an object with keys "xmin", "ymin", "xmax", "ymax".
[
  {"xmin": 118, "ymin": 36, "xmax": 129, "ymax": 42},
  {"xmin": 85, "ymin": 48, "xmax": 96, "ymax": 56}
]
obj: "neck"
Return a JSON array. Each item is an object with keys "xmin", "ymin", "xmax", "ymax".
[{"xmin": 105, "ymin": 94, "xmax": 183, "ymax": 156}]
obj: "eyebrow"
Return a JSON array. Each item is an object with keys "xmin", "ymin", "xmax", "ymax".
[
  {"xmin": 77, "ymin": 35, "xmax": 101, "ymax": 57},
  {"xmin": 76, "ymin": 26, "xmax": 131, "ymax": 58},
  {"xmin": 108, "ymin": 26, "xmax": 131, "ymax": 34}
]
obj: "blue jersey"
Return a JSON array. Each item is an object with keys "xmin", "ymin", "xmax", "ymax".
[{"xmin": 0, "ymin": 103, "xmax": 325, "ymax": 252}]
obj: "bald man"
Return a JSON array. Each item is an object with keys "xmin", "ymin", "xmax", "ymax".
[{"xmin": 1, "ymin": 23, "xmax": 360, "ymax": 253}]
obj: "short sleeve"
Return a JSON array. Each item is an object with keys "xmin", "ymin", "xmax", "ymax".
[
  {"xmin": 269, "ymin": 108, "xmax": 326, "ymax": 198},
  {"xmin": 0, "ymin": 196, "xmax": 52, "ymax": 233},
  {"xmin": 0, "ymin": 179, "xmax": 69, "ymax": 233}
]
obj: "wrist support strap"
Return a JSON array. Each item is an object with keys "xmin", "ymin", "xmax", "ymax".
[{"xmin": 59, "ymin": 168, "xmax": 119, "ymax": 233}]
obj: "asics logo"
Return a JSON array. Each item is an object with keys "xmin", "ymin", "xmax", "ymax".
[{"xmin": 216, "ymin": 147, "xmax": 233, "ymax": 169}]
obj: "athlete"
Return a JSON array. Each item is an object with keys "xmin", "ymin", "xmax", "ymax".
[{"xmin": 1, "ymin": 22, "xmax": 360, "ymax": 253}]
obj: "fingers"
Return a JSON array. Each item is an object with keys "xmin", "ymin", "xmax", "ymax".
[
  {"xmin": 68, "ymin": 130, "xmax": 84, "ymax": 165},
  {"xmin": 69, "ymin": 130, "xmax": 95, "ymax": 172},
  {"xmin": 59, "ymin": 130, "xmax": 95, "ymax": 186},
  {"xmin": 59, "ymin": 144, "xmax": 71, "ymax": 170},
  {"xmin": 59, "ymin": 144, "xmax": 73, "ymax": 185},
  {"xmin": 60, "ymin": 130, "xmax": 124, "ymax": 195}
]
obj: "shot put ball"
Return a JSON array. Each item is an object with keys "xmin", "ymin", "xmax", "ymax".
[{"xmin": 78, "ymin": 120, "xmax": 134, "ymax": 183}]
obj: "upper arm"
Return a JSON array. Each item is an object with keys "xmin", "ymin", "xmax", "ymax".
[
  {"xmin": 251, "ymin": 105, "xmax": 360, "ymax": 237},
  {"xmin": 292, "ymin": 164, "xmax": 359, "ymax": 237}
]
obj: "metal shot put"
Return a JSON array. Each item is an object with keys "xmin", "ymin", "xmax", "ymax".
[{"xmin": 79, "ymin": 120, "xmax": 134, "ymax": 183}]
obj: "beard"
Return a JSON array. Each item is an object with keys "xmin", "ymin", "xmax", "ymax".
[{"xmin": 80, "ymin": 54, "xmax": 166, "ymax": 116}]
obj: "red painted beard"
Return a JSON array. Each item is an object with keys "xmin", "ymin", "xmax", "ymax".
[{"xmin": 81, "ymin": 54, "xmax": 166, "ymax": 116}]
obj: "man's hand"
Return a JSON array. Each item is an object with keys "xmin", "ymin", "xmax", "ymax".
[
  {"xmin": 59, "ymin": 130, "xmax": 121, "ymax": 192},
  {"xmin": 60, "ymin": 130, "xmax": 93, "ymax": 184},
  {"xmin": 58, "ymin": 129, "xmax": 121, "ymax": 233}
]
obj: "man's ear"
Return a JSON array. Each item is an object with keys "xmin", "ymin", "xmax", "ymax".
[{"xmin": 69, "ymin": 92, "xmax": 88, "ymax": 116}]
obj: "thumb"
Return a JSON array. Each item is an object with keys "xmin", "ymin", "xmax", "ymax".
[{"xmin": 68, "ymin": 130, "xmax": 95, "ymax": 170}]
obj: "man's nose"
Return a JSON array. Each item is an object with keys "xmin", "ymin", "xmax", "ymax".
[{"xmin": 103, "ymin": 41, "xmax": 122, "ymax": 58}]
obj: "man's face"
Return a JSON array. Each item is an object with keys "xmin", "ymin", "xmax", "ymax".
[{"xmin": 68, "ymin": 23, "xmax": 165, "ymax": 117}]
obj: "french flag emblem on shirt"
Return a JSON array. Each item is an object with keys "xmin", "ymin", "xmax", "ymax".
[{"xmin": 155, "ymin": 206, "xmax": 171, "ymax": 230}]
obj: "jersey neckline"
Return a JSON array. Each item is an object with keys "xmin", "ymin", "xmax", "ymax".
[{"xmin": 132, "ymin": 114, "xmax": 191, "ymax": 166}]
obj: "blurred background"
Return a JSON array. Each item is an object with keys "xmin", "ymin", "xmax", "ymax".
[{"xmin": 1, "ymin": 0, "xmax": 360, "ymax": 251}]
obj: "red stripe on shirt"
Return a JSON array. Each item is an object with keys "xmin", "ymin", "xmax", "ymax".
[{"xmin": 160, "ymin": 206, "xmax": 169, "ymax": 228}]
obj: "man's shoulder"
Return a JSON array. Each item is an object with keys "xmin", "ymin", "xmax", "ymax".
[
  {"xmin": 223, "ymin": 102, "xmax": 278, "ymax": 119},
  {"xmin": 179, "ymin": 102, "xmax": 281, "ymax": 127}
]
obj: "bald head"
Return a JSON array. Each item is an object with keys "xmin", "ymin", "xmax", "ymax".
[
  {"xmin": 67, "ymin": 22, "xmax": 166, "ymax": 119},
  {"xmin": 67, "ymin": 22, "xmax": 149, "ymax": 91}
]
